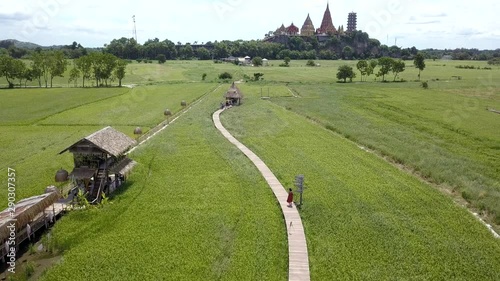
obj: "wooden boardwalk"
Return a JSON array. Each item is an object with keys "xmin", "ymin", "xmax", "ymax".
[{"xmin": 213, "ymin": 109, "xmax": 310, "ymax": 281}]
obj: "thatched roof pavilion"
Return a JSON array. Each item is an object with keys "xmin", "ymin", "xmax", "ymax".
[
  {"xmin": 59, "ymin": 126, "xmax": 137, "ymax": 202},
  {"xmin": 60, "ymin": 126, "xmax": 136, "ymax": 158},
  {"xmin": 224, "ymin": 82, "xmax": 243, "ymax": 105}
]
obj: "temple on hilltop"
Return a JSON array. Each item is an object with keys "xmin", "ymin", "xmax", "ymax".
[
  {"xmin": 347, "ymin": 12, "xmax": 357, "ymax": 33},
  {"xmin": 316, "ymin": 2, "xmax": 337, "ymax": 35},
  {"xmin": 301, "ymin": 14, "xmax": 315, "ymax": 36},
  {"xmin": 267, "ymin": 2, "xmax": 357, "ymax": 41}
]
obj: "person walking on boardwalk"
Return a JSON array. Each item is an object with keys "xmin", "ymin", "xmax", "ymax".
[{"xmin": 287, "ymin": 188, "xmax": 294, "ymax": 207}]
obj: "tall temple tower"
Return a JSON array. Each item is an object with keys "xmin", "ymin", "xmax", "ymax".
[
  {"xmin": 347, "ymin": 12, "xmax": 357, "ymax": 33},
  {"xmin": 300, "ymin": 14, "xmax": 316, "ymax": 36},
  {"xmin": 317, "ymin": 2, "xmax": 337, "ymax": 35}
]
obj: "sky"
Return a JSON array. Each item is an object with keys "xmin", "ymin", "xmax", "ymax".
[{"xmin": 1, "ymin": 0, "xmax": 499, "ymax": 50}]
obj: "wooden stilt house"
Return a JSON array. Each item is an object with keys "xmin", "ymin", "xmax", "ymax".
[
  {"xmin": 224, "ymin": 82, "xmax": 243, "ymax": 106},
  {"xmin": 59, "ymin": 126, "xmax": 137, "ymax": 203}
]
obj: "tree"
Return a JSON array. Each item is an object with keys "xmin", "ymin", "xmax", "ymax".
[
  {"xmin": 319, "ymin": 50, "xmax": 336, "ymax": 60},
  {"xmin": 22, "ymin": 68, "xmax": 34, "ymax": 88},
  {"xmin": 377, "ymin": 57, "xmax": 393, "ymax": 81},
  {"xmin": 391, "ymin": 59, "xmax": 405, "ymax": 81},
  {"xmin": 157, "ymin": 54, "xmax": 166, "ymax": 64},
  {"xmin": 114, "ymin": 59, "xmax": 127, "ymax": 87},
  {"xmin": 356, "ymin": 60, "xmax": 369, "ymax": 81},
  {"xmin": 253, "ymin": 73, "xmax": 264, "ymax": 81},
  {"xmin": 336, "ymin": 65, "xmax": 356, "ymax": 82},
  {"xmin": 219, "ymin": 72, "xmax": 232, "ymax": 80},
  {"xmin": 68, "ymin": 65, "xmax": 80, "ymax": 87},
  {"xmin": 99, "ymin": 53, "xmax": 118, "ymax": 87},
  {"xmin": 180, "ymin": 44, "xmax": 194, "ymax": 60},
  {"xmin": 196, "ymin": 47, "xmax": 211, "ymax": 60},
  {"xmin": 306, "ymin": 60, "xmax": 316, "ymax": 66},
  {"xmin": 0, "ymin": 55, "xmax": 24, "ymax": 88},
  {"xmin": 30, "ymin": 52, "xmax": 43, "ymax": 87},
  {"xmin": 342, "ymin": 46, "xmax": 353, "ymax": 60},
  {"xmin": 75, "ymin": 55, "xmax": 92, "ymax": 87},
  {"xmin": 48, "ymin": 51, "xmax": 67, "ymax": 88},
  {"xmin": 488, "ymin": 58, "xmax": 500, "ymax": 65},
  {"xmin": 280, "ymin": 57, "xmax": 291, "ymax": 67},
  {"xmin": 213, "ymin": 42, "xmax": 229, "ymax": 59},
  {"xmin": 366, "ymin": 59, "xmax": 378, "ymax": 80},
  {"xmin": 413, "ymin": 53, "xmax": 426, "ymax": 80},
  {"xmin": 252, "ymin": 56, "xmax": 263, "ymax": 66}
]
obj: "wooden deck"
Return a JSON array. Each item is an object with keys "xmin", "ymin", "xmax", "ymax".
[{"xmin": 213, "ymin": 109, "xmax": 310, "ymax": 281}]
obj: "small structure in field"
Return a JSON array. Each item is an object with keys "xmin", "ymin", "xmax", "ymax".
[
  {"xmin": 224, "ymin": 82, "xmax": 243, "ymax": 106},
  {"xmin": 0, "ymin": 190, "xmax": 60, "ymax": 261},
  {"xmin": 59, "ymin": 126, "xmax": 137, "ymax": 203}
]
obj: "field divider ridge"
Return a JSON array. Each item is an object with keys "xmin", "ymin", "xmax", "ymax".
[{"xmin": 213, "ymin": 108, "xmax": 310, "ymax": 281}]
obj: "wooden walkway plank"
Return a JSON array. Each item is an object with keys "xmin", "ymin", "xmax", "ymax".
[{"xmin": 213, "ymin": 109, "xmax": 310, "ymax": 281}]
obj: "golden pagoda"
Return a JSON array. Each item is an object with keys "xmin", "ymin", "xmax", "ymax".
[{"xmin": 300, "ymin": 14, "xmax": 315, "ymax": 36}]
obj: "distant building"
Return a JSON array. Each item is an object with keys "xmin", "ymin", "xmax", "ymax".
[
  {"xmin": 286, "ymin": 23, "xmax": 300, "ymax": 35},
  {"xmin": 347, "ymin": 12, "xmax": 357, "ymax": 33},
  {"xmin": 275, "ymin": 24, "xmax": 286, "ymax": 35},
  {"xmin": 267, "ymin": 2, "xmax": 357, "ymax": 40},
  {"xmin": 301, "ymin": 14, "xmax": 315, "ymax": 36},
  {"xmin": 316, "ymin": 2, "xmax": 337, "ymax": 35}
]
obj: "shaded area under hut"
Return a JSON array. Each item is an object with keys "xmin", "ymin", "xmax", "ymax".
[{"xmin": 59, "ymin": 126, "xmax": 137, "ymax": 203}]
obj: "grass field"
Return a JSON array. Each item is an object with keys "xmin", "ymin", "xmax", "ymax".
[
  {"xmin": 1, "ymin": 59, "xmax": 499, "ymax": 280},
  {"xmin": 266, "ymin": 73, "xmax": 500, "ymax": 224},
  {"xmin": 0, "ymin": 83, "xmax": 214, "ymax": 208},
  {"xmin": 39, "ymin": 86, "xmax": 288, "ymax": 281},
  {"xmin": 221, "ymin": 86, "xmax": 500, "ymax": 279}
]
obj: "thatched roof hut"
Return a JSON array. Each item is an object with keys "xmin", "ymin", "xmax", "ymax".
[
  {"xmin": 60, "ymin": 126, "xmax": 136, "ymax": 158},
  {"xmin": 224, "ymin": 82, "xmax": 243, "ymax": 105},
  {"xmin": 59, "ymin": 127, "xmax": 137, "ymax": 202},
  {"xmin": 0, "ymin": 191, "xmax": 60, "ymax": 241}
]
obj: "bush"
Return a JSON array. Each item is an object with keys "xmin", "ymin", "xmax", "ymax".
[
  {"xmin": 253, "ymin": 73, "xmax": 264, "ymax": 81},
  {"xmin": 29, "ymin": 243, "xmax": 36, "ymax": 255},
  {"xmin": 421, "ymin": 81, "xmax": 429, "ymax": 89},
  {"xmin": 306, "ymin": 60, "xmax": 316, "ymax": 67},
  {"xmin": 218, "ymin": 72, "xmax": 232, "ymax": 80},
  {"xmin": 202, "ymin": 73, "xmax": 207, "ymax": 81},
  {"xmin": 252, "ymin": 56, "xmax": 263, "ymax": 66},
  {"xmin": 157, "ymin": 54, "xmax": 166, "ymax": 64},
  {"xmin": 136, "ymin": 59, "xmax": 142, "ymax": 63},
  {"xmin": 24, "ymin": 261, "xmax": 35, "ymax": 278}
]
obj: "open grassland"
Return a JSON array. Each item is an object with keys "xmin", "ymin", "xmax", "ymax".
[
  {"xmin": 0, "ymin": 83, "xmax": 214, "ymax": 208},
  {"xmin": 1, "ymin": 59, "xmax": 499, "ymax": 279},
  {"xmin": 40, "ymin": 86, "xmax": 287, "ymax": 281},
  {"xmin": 267, "ymin": 74, "xmax": 500, "ymax": 224},
  {"xmin": 221, "ymin": 87, "xmax": 500, "ymax": 280}
]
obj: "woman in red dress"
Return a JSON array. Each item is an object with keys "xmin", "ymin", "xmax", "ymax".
[{"xmin": 287, "ymin": 188, "xmax": 294, "ymax": 207}]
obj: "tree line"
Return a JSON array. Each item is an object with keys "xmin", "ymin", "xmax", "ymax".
[
  {"xmin": 336, "ymin": 53, "xmax": 426, "ymax": 83},
  {"xmin": 0, "ymin": 51, "xmax": 126, "ymax": 88}
]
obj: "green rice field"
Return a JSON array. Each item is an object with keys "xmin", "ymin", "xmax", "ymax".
[{"xmin": 0, "ymin": 59, "xmax": 499, "ymax": 280}]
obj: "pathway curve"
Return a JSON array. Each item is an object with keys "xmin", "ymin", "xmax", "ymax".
[{"xmin": 213, "ymin": 109, "xmax": 310, "ymax": 281}]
